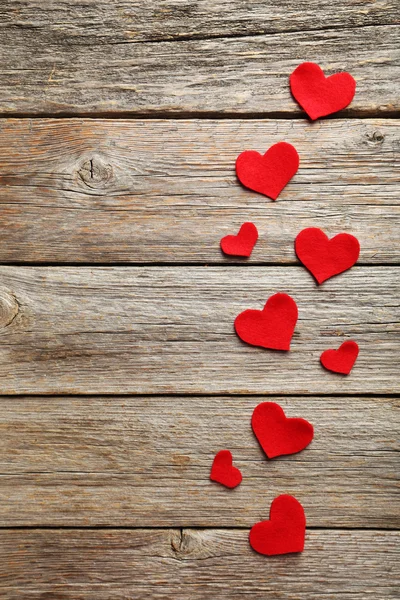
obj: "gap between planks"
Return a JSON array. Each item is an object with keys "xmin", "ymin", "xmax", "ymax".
[
  {"xmin": 1, "ymin": 111, "xmax": 399, "ymax": 119},
  {"xmin": 0, "ymin": 392, "xmax": 398, "ymax": 398},
  {"xmin": 0, "ymin": 525, "xmax": 398, "ymax": 531},
  {"xmin": 1, "ymin": 263, "xmax": 399, "ymax": 267}
]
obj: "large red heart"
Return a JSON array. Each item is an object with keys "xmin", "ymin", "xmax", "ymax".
[
  {"xmin": 220, "ymin": 222, "xmax": 258, "ymax": 257},
  {"xmin": 249, "ymin": 495, "xmax": 306, "ymax": 556},
  {"xmin": 252, "ymin": 402, "xmax": 314, "ymax": 458},
  {"xmin": 236, "ymin": 142, "xmax": 299, "ymax": 200},
  {"xmin": 295, "ymin": 227, "xmax": 360, "ymax": 284},
  {"xmin": 290, "ymin": 62, "xmax": 356, "ymax": 120},
  {"xmin": 234, "ymin": 293, "xmax": 298, "ymax": 351},
  {"xmin": 320, "ymin": 340, "xmax": 359, "ymax": 375},
  {"xmin": 210, "ymin": 450, "xmax": 242, "ymax": 489}
]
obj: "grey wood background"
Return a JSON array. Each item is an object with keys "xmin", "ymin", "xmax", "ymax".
[
  {"xmin": 1, "ymin": 396, "xmax": 398, "ymax": 528},
  {"xmin": 0, "ymin": 2, "xmax": 398, "ymax": 598},
  {"xmin": 0, "ymin": 119, "xmax": 398, "ymax": 263},
  {"xmin": 0, "ymin": 266, "xmax": 398, "ymax": 394}
]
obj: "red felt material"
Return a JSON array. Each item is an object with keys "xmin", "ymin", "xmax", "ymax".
[
  {"xmin": 290, "ymin": 62, "xmax": 356, "ymax": 120},
  {"xmin": 320, "ymin": 340, "xmax": 359, "ymax": 375},
  {"xmin": 220, "ymin": 222, "xmax": 258, "ymax": 257},
  {"xmin": 234, "ymin": 293, "xmax": 298, "ymax": 351},
  {"xmin": 295, "ymin": 227, "xmax": 360, "ymax": 284},
  {"xmin": 252, "ymin": 402, "xmax": 314, "ymax": 458},
  {"xmin": 249, "ymin": 495, "xmax": 306, "ymax": 556},
  {"xmin": 236, "ymin": 142, "xmax": 299, "ymax": 200},
  {"xmin": 210, "ymin": 450, "xmax": 242, "ymax": 489}
]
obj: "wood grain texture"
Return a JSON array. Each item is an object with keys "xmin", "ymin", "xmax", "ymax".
[
  {"xmin": 2, "ymin": 0, "xmax": 398, "ymax": 42},
  {"xmin": 0, "ymin": 529, "xmax": 398, "ymax": 599},
  {"xmin": 0, "ymin": 396, "xmax": 397, "ymax": 527},
  {"xmin": 0, "ymin": 21, "xmax": 399, "ymax": 115},
  {"xmin": 0, "ymin": 266, "xmax": 398, "ymax": 394},
  {"xmin": 0, "ymin": 118, "xmax": 398, "ymax": 263}
]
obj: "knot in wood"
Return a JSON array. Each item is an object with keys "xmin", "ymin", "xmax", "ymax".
[
  {"xmin": 365, "ymin": 130, "xmax": 385, "ymax": 146},
  {"xmin": 77, "ymin": 156, "xmax": 113, "ymax": 190},
  {"xmin": 170, "ymin": 529, "xmax": 209, "ymax": 560},
  {"xmin": 0, "ymin": 290, "xmax": 19, "ymax": 328}
]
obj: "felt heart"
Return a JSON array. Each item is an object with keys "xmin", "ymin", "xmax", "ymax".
[
  {"xmin": 220, "ymin": 222, "xmax": 258, "ymax": 257},
  {"xmin": 320, "ymin": 340, "xmax": 359, "ymax": 375},
  {"xmin": 249, "ymin": 495, "xmax": 306, "ymax": 556},
  {"xmin": 295, "ymin": 227, "xmax": 360, "ymax": 284},
  {"xmin": 290, "ymin": 62, "xmax": 356, "ymax": 120},
  {"xmin": 210, "ymin": 450, "xmax": 242, "ymax": 488},
  {"xmin": 252, "ymin": 402, "xmax": 314, "ymax": 458},
  {"xmin": 234, "ymin": 293, "xmax": 298, "ymax": 351},
  {"xmin": 236, "ymin": 142, "xmax": 299, "ymax": 200}
]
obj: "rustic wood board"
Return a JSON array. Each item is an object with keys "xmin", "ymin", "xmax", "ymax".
[
  {"xmin": 2, "ymin": 0, "xmax": 398, "ymax": 42},
  {"xmin": 0, "ymin": 396, "xmax": 397, "ymax": 527},
  {"xmin": 0, "ymin": 118, "xmax": 398, "ymax": 263},
  {"xmin": 1, "ymin": 23, "xmax": 399, "ymax": 115},
  {"xmin": 0, "ymin": 266, "xmax": 398, "ymax": 394},
  {"xmin": 1, "ymin": 529, "xmax": 398, "ymax": 599}
]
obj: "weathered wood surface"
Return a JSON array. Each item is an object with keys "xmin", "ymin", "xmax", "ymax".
[
  {"xmin": 0, "ymin": 529, "xmax": 398, "ymax": 599},
  {"xmin": 1, "ymin": 21, "xmax": 399, "ymax": 115},
  {"xmin": 0, "ymin": 118, "xmax": 398, "ymax": 263},
  {"xmin": 0, "ymin": 396, "xmax": 397, "ymax": 527},
  {"xmin": 0, "ymin": 266, "xmax": 398, "ymax": 394},
  {"xmin": 2, "ymin": 0, "xmax": 398, "ymax": 42}
]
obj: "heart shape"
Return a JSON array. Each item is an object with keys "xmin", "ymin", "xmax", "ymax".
[
  {"xmin": 295, "ymin": 227, "xmax": 360, "ymax": 284},
  {"xmin": 252, "ymin": 402, "xmax": 314, "ymax": 458},
  {"xmin": 210, "ymin": 450, "xmax": 242, "ymax": 489},
  {"xmin": 234, "ymin": 293, "xmax": 298, "ymax": 351},
  {"xmin": 249, "ymin": 495, "xmax": 306, "ymax": 556},
  {"xmin": 290, "ymin": 62, "xmax": 356, "ymax": 120},
  {"xmin": 220, "ymin": 222, "xmax": 258, "ymax": 257},
  {"xmin": 320, "ymin": 340, "xmax": 359, "ymax": 375},
  {"xmin": 236, "ymin": 142, "xmax": 299, "ymax": 200}
]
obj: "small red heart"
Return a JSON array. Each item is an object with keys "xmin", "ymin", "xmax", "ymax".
[
  {"xmin": 210, "ymin": 450, "xmax": 242, "ymax": 489},
  {"xmin": 220, "ymin": 222, "xmax": 258, "ymax": 257},
  {"xmin": 234, "ymin": 293, "xmax": 298, "ymax": 351},
  {"xmin": 249, "ymin": 495, "xmax": 306, "ymax": 556},
  {"xmin": 236, "ymin": 142, "xmax": 299, "ymax": 200},
  {"xmin": 252, "ymin": 402, "xmax": 314, "ymax": 458},
  {"xmin": 320, "ymin": 340, "xmax": 359, "ymax": 375},
  {"xmin": 290, "ymin": 62, "xmax": 356, "ymax": 120},
  {"xmin": 295, "ymin": 227, "xmax": 360, "ymax": 285}
]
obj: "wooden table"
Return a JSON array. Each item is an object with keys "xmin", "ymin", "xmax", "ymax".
[{"xmin": 0, "ymin": 2, "xmax": 399, "ymax": 598}]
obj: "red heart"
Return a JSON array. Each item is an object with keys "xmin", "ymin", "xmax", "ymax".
[
  {"xmin": 220, "ymin": 222, "xmax": 258, "ymax": 257},
  {"xmin": 290, "ymin": 62, "xmax": 356, "ymax": 120},
  {"xmin": 252, "ymin": 402, "xmax": 314, "ymax": 458},
  {"xmin": 210, "ymin": 450, "xmax": 242, "ymax": 489},
  {"xmin": 236, "ymin": 142, "xmax": 299, "ymax": 200},
  {"xmin": 234, "ymin": 293, "xmax": 298, "ymax": 351},
  {"xmin": 320, "ymin": 340, "xmax": 359, "ymax": 375},
  {"xmin": 295, "ymin": 227, "xmax": 360, "ymax": 284},
  {"xmin": 249, "ymin": 495, "xmax": 306, "ymax": 556}
]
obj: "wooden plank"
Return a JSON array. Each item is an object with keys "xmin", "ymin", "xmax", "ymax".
[
  {"xmin": 0, "ymin": 396, "xmax": 397, "ymax": 527},
  {"xmin": 0, "ymin": 266, "xmax": 398, "ymax": 394},
  {"xmin": 0, "ymin": 23, "xmax": 398, "ymax": 115},
  {"xmin": 0, "ymin": 118, "xmax": 398, "ymax": 263},
  {"xmin": 2, "ymin": 0, "xmax": 398, "ymax": 43},
  {"xmin": 0, "ymin": 529, "xmax": 398, "ymax": 599}
]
